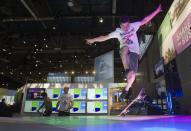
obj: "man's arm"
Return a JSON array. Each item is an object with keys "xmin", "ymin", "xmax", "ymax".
[
  {"xmin": 140, "ymin": 4, "xmax": 162, "ymax": 26},
  {"xmin": 56, "ymin": 101, "xmax": 60, "ymax": 110},
  {"xmin": 86, "ymin": 35, "xmax": 111, "ymax": 45},
  {"xmin": 37, "ymin": 102, "xmax": 44, "ymax": 112}
]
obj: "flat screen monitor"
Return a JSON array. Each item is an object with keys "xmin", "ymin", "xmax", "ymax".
[
  {"xmin": 69, "ymin": 88, "xmax": 87, "ymax": 100},
  {"xmin": 87, "ymin": 88, "xmax": 107, "ymax": 100},
  {"xmin": 154, "ymin": 58, "xmax": 165, "ymax": 79},
  {"xmin": 24, "ymin": 101, "xmax": 43, "ymax": 112},
  {"xmin": 87, "ymin": 101, "xmax": 108, "ymax": 113},
  {"xmin": 26, "ymin": 88, "xmax": 45, "ymax": 100},
  {"xmin": 46, "ymin": 88, "xmax": 64, "ymax": 99},
  {"xmin": 70, "ymin": 101, "xmax": 86, "ymax": 113}
]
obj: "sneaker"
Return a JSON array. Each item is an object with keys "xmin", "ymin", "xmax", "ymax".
[{"xmin": 120, "ymin": 88, "xmax": 132, "ymax": 100}]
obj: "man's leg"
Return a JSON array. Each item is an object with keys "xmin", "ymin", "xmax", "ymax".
[
  {"xmin": 125, "ymin": 71, "xmax": 136, "ymax": 91},
  {"xmin": 125, "ymin": 52, "xmax": 139, "ymax": 92},
  {"xmin": 120, "ymin": 46, "xmax": 130, "ymax": 71},
  {"xmin": 119, "ymin": 47, "xmax": 131, "ymax": 101},
  {"xmin": 43, "ymin": 110, "xmax": 51, "ymax": 116}
]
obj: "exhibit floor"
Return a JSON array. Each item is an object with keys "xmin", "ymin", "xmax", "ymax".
[{"xmin": 0, "ymin": 115, "xmax": 190, "ymax": 131}]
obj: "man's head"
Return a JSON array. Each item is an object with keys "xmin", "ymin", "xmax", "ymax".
[
  {"xmin": 1, "ymin": 98, "xmax": 5, "ymax": 102},
  {"xmin": 64, "ymin": 86, "xmax": 69, "ymax": 94},
  {"xmin": 42, "ymin": 93, "xmax": 48, "ymax": 100},
  {"xmin": 119, "ymin": 16, "xmax": 130, "ymax": 31}
]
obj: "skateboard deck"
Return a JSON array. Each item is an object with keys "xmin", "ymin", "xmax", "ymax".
[{"xmin": 119, "ymin": 88, "xmax": 146, "ymax": 116}]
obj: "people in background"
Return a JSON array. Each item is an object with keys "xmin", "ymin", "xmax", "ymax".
[
  {"xmin": 0, "ymin": 98, "xmax": 12, "ymax": 117},
  {"xmin": 37, "ymin": 93, "xmax": 52, "ymax": 116},
  {"xmin": 56, "ymin": 87, "xmax": 73, "ymax": 116}
]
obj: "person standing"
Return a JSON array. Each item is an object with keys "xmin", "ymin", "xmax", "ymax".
[
  {"xmin": 37, "ymin": 93, "xmax": 52, "ymax": 116},
  {"xmin": 56, "ymin": 86, "xmax": 73, "ymax": 116}
]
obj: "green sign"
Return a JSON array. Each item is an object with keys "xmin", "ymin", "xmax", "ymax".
[{"xmin": 157, "ymin": 13, "xmax": 172, "ymax": 45}]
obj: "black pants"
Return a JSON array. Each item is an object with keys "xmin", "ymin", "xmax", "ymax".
[
  {"xmin": 58, "ymin": 111, "xmax": 70, "ymax": 116},
  {"xmin": 43, "ymin": 110, "xmax": 52, "ymax": 116}
]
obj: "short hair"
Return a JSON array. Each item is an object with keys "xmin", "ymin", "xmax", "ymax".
[
  {"xmin": 64, "ymin": 86, "xmax": 69, "ymax": 90},
  {"xmin": 42, "ymin": 92, "xmax": 47, "ymax": 97},
  {"xmin": 2, "ymin": 98, "xmax": 5, "ymax": 102},
  {"xmin": 119, "ymin": 16, "xmax": 130, "ymax": 24}
]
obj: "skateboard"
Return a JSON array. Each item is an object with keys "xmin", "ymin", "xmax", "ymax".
[{"xmin": 119, "ymin": 88, "xmax": 146, "ymax": 116}]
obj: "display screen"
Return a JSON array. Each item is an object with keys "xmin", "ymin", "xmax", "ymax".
[
  {"xmin": 46, "ymin": 88, "xmax": 64, "ymax": 99},
  {"xmin": 69, "ymin": 88, "xmax": 87, "ymax": 100},
  {"xmin": 26, "ymin": 88, "xmax": 45, "ymax": 100},
  {"xmin": 87, "ymin": 101, "xmax": 108, "ymax": 113},
  {"xmin": 24, "ymin": 100, "xmax": 86, "ymax": 113},
  {"xmin": 52, "ymin": 101, "xmax": 58, "ymax": 113},
  {"xmin": 70, "ymin": 101, "xmax": 86, "ymax": 113},
  {"xmin": 24, "ymin": 101, "xmax": 43, "ymax": 112},
  {"xmin": 47, "ymin": 88, "xmax": 87, "ymax": 100},
  {"xmin": 24, "ymin": 101, "xmax": 58, "ymax": 113},
  {"xmin": 87, "ymin": 88, "xmax": 107, "ymax": 100},
  {"xmin": 154, "ymin": 58, "xmax": 165, "ymax": 79},
  {"xmin": 95, "ymin": 51, "xmax": 114, "ymax": 83}
]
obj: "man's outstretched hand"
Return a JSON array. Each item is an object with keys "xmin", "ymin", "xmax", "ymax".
[
  {"xmin": 156, "ymin": 4, "xmax": 162, "ymax": 14},
  {"xmin": 85, "ymin": 39, "xmax": 94, "ymax": 45}
]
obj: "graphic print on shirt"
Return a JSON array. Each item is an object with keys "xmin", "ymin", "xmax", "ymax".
[{"xmin": 120, "ymin": 27, "xmax": 135, "ymax": 45}]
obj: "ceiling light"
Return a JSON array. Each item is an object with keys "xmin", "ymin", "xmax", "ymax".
[
  {"xmin": 2, "ymin": 49, "xmax": 6, "ymax": 52},
  {"xmin": 34, "ymin": 44, "xmax": 37, "ymax": 47},
  {"xmin": 23, "ymin": 41, "xmax": 26, "ymax": 44},
  {"xmin": 43, "ymin": 38, "xmax": 46, "ymax": 41},
  {"xmin": 67, "ymin": 0, "xmax": 74, "ymax": 7},
  {"xmin": 71, "ymin": 71, "xmax": 75, "ymax": 74},
  {"xmin": 52, "ymin": 26, "xmax": 56, "ymax": 30},
  {"xmin": 35, "ymin": 64, "xmax": 38, "ymax": 67},
  {"xmin": 99, "ymin": 17, "xmax": 103, "ymax": 23},
  {"xmin": 45, "ymin": 45, "xmax": 48, "ymax": 48},
  {"xmin": 92, "ymin": 71, "xmax": 96, "ymax": 74},
  {"xmin": 85, "ymin": 71, "xmax": 88, "ymax": 74}
]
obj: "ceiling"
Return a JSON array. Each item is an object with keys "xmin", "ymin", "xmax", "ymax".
[{"xmin": 0, "ymin": 0, "xmax": 173, "ymax": 89}]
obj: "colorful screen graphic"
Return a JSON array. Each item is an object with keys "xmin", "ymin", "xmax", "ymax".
[
  {"xmin": 69, "ymin": 88, "xmax": 87, "ymax": 100},
  {"xmin": 52, "ymin": 101, "xmax": 58, "ymax": 113},
  {"xmin": 70, "ymin": 101, "xmax": 86, "ymax": 113},
  {"xmin": 47, "ymin": 88, "xmax": 64, "ymax": 99},
  {"xmin": 24, "ymin": 101, "xmax": 43, "ymax": 112},
  {"xmin": 47, "ymin": 88, "xmax": 87, "ymax": 100},
  {"xmin": 95, "ymin": 51, "xmax": 114, "ymax": 83},
  {"xmin": 87, "ymin": 88, "xmax": 107, "ymax": 100},
  {"xmin": 26, "ymin": 88, "xmax": 45, "ymax": 100},
  {"xmin": 87, "ymin": 101, "xmax": 108, "ymax": 113},
  {"xmin": 154, "ymin": 58, "xmax": 165, "ymax": 79}
]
